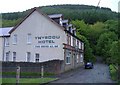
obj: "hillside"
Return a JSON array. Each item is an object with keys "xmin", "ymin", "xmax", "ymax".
[{"xmin": 2, "ymin": 4, "xmax": 118, "ymax": 27}]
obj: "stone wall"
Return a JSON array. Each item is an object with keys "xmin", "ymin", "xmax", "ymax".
[{"xmin": 2, "ymin": 60, "xmax": 64, "ymax": 74}]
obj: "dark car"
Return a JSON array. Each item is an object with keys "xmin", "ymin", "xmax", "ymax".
[{"xmin": 85, "ymin": 62, "xmax": 94, "ymax": 69}]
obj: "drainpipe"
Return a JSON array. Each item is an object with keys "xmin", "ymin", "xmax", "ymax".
[{"xmin": 2, "ymin": 36, "xmax": 5, "ymax": 61}]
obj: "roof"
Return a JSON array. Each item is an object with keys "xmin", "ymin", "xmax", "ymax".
[
  {"xmin": 9, "ymin": 7, "xmax": 65, "ymax": 34},
  {"xmin": 0, "ymin": 27, "xmax": 13, "ymax": 37},
  {"xmin": 48, "ymin": 14, "xmax": 63, "ymax": 18},
  {"xmin": 61, "ymin": 20, "xmax": 68, "ymax": 23}
]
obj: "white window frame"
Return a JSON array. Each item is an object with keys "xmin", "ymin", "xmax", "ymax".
[
  {"xmin": 35, "ymin": 53, "xmax": 39, "ymax": 62},
  {"xmin": 80, "ymin": 54, "xmax": 83, "ymax": 62},
  {"xmin": 79, "ymin": 41, "xmax": 81, "ymax": 49},
  {"xmin": 77, "ymin": 54, "xmax": 79, "ymax": 63},
  {"xmin": 13, "ymin": 34, "xmax": 17, "ymax": 45},
  {"xmin": 27, "ymin": 33, "xmax": 32, "ymax": 44},
  {"xmin": 5, "ymin": 37, "xmax": 9, "ymax": 47},
  {"xmin": 26, "ymin": 52, "xmax": 31, "ymax": 62},
  {"xmin": 6, "ymin": 52, "xmax": 9, "ymax": 61},
  {"xmin": 82, "ymin": 43, "xmax": 84, "ymax": 50},
  {"xmin": 66, "ymin": 52, "xmax": 71, "ymax": 64},
  {"xmin": 13, "ymin": 52, "xmax": 16, "ymax": 62}
]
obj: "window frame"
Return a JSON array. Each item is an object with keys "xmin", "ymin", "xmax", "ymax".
[
  {"xmin": 5, "ymin": 37, "xmax": 9, "ymax": 47},
  {"xmin": 27, "ymin": 33, "xmax": 32, "ymax": 44},
  {"xmin": 66, "ymin": 51, "xmax": 71, "ymax": 64},
  {"xmin": 13, "ymin": 52, "xmax": 16, "ymax": 62},
  {"xmin": 13, "ymin": 34, "xmax": 17, "ymax": 45},
  {"xmin": 26, "ymin": 52, "xmax": 31, "ymax": 62},
  {"xmin": 80, "ymin": 54, "xmax": 83, "ymax": 62},
  {"xmin": 6, "ymin": 52, "xmax": 9, "ymax": 61},
  {"xmin": 35, "ymin": 53, "xmax": 39, "ymax": 62}
]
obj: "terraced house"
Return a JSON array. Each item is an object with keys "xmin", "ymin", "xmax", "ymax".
[{"xmin": 0, "ymin": 8, "xmax": 84, "ymax": 71}]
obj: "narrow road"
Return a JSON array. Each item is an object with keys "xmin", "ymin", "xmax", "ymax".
[{"xmin": 51, "ymin": 63, "xmax": 116, "ymax": 83}]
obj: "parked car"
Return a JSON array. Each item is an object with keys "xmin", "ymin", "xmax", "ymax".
[{"xmin": 85, "ymin": 62, "xmax": 94, "ymax": 69}]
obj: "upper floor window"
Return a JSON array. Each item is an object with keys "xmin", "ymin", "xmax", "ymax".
[
  {"xmin": 77, "ymin": 40, "xmax": 79, "ymax": 48},
  {"xmin": 67, "ymin": 35, "xmax": 71, "ymax": 45},
  {"xmin": 79, "ymin": 42, "xmax": 81, "ymax": 49},
  {"xmin": 27, "ymin": 33, "xmax": 32, "ymax": 44},
  {"xmin": 13, "ymin": 34, "xmax": 17, "ymax": 45},
  {"xmin": 5, "ymin": 37, "xmax": 9, "ymax": 46},
  {"xmin": 73, "ymin": 38, "xmax": 76, "ymax": 47},
  {"xmin": 81, "ymin": 43, "xmax": 84, "ymax": 50}
]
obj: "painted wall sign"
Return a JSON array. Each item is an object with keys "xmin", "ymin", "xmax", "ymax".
[{"xmin": 35, "ymin": 35, "xmax": 60, "ymax": 48}]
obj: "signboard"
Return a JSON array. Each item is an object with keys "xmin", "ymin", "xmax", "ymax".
[{"xmin": 35, "ymin": 35, "xmax": 60, "ymax": 48}]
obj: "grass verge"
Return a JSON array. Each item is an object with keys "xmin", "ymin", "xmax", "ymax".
[
  {"xmin": 2, "ymin": 72, "xmax": 55, "ymax": 77},
  {"xmin": 2, "ymin": 78, "xmax": 57, "ymax": 85}
]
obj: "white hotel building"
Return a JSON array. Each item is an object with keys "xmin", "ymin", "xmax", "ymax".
[{"xmin": 0, "ymin": 8, "xmax": 84, "ymax": 70}]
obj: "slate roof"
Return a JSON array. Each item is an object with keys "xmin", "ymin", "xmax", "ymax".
[
  {"xmin": 48, "ymin": 14, "xmax": 63, "ymax": 18},
  {"xmin": 0, "ymin": 27, "xmax": 13, "ymax": 36}
]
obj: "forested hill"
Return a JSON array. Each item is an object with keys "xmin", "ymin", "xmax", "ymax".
[{"xmin": 2, "ymin": 4, "xmax": 118, "ymax": 27}]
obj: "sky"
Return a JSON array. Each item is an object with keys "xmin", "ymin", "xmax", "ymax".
[{"xmin": 0, "ymin": 0, "xmax": 119, "ymax": 13}]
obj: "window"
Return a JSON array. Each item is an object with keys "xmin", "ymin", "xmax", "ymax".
[
  {"xmin": 26, "ymin": 52, "xmax": 31, "ymax": 62},
  {"xmin": 27, "ymin": 33, "xmax": 32, "ymax": 44},
  {"xmin": 66, "ymin": 52, "xmax": 71, "ymax": 64},
  {"xmin": 67, "ymin": 35, "xmax": 71, "ymax": 45},
  {"xmin": 77, "ymin": 40, "xmax": 79, "ymax": 48},
  {"xmin": 80, "ymin": 54, "xmax": 83, "ymax": 62},
  {"xmin": 77, "ymin": 54, "xmax": 79, "ymax": 63},
  {"xmin": 6, "ymin": 52, "xmax": 9, "ymax": 61},
  {"xmin": 13, "ymin": 52, "xmax": 16, "ymax": 62},
  {"xmin": 5, "ymin": 38, "xmax": 9, "ymax": 46},
  {"xmin": 35, "ymin": 53, "xmax": 39, "ymax": 62},
  {"xmin": 79, "ymin": 42, "xmax": 81, "ymax": 49},
  {"xmin": 73, "ymin": 38, "xmax": 76, "ymax": 47},
  {"xmin": 81, "ymin": 43, "xmax": 84, "ymax": 50},
  {"xmin": 13, "ymin": 34, "xmax": 17, "ymax": 44}
]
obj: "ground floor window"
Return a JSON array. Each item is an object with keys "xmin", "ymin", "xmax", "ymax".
[
  {"xmin": 13, "ymin": 52, "xmax": 16, "ymax": 62},
  {"xmin": 80, "ymin": 54, "xmax": 83, "ymax": 62},
  {"xmin": 26, "ymin": 52, "xmax": 31, "ymax": 62},
  {"xmin": 66, "ymin": 51, "xmax": 71, "ymax": 64},
  {"xmin": 6, "ymin": 52, "xmax": 9, "ymax": 61},
  {"xmin": 77, "ymin": 54, "xmax": 79, "ymax": 63},
  {"xmin": 35, "ymin": 53, "xmax": 39, "ymax": 62}
]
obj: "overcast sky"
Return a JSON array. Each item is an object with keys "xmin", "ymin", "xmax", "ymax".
[{"xmin": 0, "ymin": 0, "xmax": 119, "ymax": 13}]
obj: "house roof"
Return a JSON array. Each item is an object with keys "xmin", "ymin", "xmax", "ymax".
[
  {"xmin": 9, "ymin": 7, "xmax": 65, "ymax": 34},
  {"xmin": 61, "ymin": 20, "xmax": 68, "ymax": 23},
  {"xmin": 48, "ymin": 14, "xmax": 63, "ymax": 19},
  {"xmin": 0, "ymin": 27, "xmax": 13, "ymax": 37}
]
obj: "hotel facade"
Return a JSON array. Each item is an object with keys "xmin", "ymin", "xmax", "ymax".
[{"xmin": 0, "ymin": 8, "xmax": 84, "ymax": 71}]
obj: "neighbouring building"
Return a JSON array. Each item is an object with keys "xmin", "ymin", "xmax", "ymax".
[{"xmin": 0, "ymin": 8, "xmax": 84, "ymax": 72}]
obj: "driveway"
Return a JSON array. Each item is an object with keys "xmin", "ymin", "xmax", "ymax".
[{"xmin": 51, "ymin": 63, "xmax": 116, "ymax": 83}]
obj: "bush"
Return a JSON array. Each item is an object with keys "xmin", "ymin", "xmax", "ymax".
[{"xmin": 109, "ymin": 64, "xmax": 118, "ymax": 81}]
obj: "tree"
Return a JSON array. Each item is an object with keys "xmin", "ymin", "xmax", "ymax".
[
  {"xmin": 77, "ymin": 34, "xmax": 96, "ymax": 62},
  {"xmin": 96, "ymin": 32, "xmax": 118, "ymax": 62},
  {"xmin": 109, "ymin": 40, "xmax": 120, "ymax": 65}
]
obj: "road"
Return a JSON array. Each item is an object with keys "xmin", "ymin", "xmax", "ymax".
[{"xmin": 51, "ymin": 63, "xmax": 116, "ymax": 83}]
